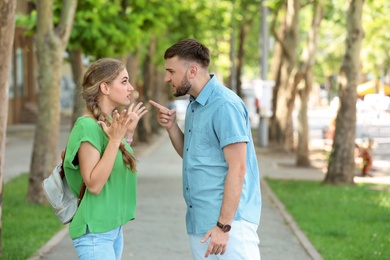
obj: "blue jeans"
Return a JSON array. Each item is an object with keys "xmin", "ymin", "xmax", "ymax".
[{"xmin": 72, "ymin": 226, "xmax": 123, "ymax": 260}]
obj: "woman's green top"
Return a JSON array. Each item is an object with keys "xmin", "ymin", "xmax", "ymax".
[{"xmin": 64, "ymin": 117, "xmax": 137, "ymax": 239}]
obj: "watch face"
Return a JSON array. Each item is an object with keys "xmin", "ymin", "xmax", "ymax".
[
  {"xmin": 217, "ymin": 221, "xmax": 231, "ymax": 232},
  {"xmin": 222, "ymin": 225, "xmax": 231, "ymax": 232}
]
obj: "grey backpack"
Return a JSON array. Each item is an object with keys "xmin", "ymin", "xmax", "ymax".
[{"xmin": 42, "ymin": 151, "xmax": 85, "ymax": 224}]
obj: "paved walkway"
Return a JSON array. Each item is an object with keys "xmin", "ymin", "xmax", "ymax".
[{"xmin": 10, "ymin": 122, "xmax": 390, "ymax": 259}]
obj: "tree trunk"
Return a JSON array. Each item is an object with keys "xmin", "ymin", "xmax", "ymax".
[
  {"xmin": 126, "ymin": 48, "xmax": 141, "ymax": 144},
  {"xmin": 272, "ymin": 0, "xmax": 301, "ymax": 151},
  {"xmin": 269, "ymin": 13, "xmax": 285, "ymax": 141},
  {"xmin": 148, "ymin": 62, "xmax": 167, "ymax": 136},
  {"xmin": 296, "ymin": 74, "xmax": 311, "ymax": 166},
  {"xmin": 28, "ymin": 0, "xmax": 77, "ymax": 203},
  {"xmin": 324, "ymin": 0, "xmax": 364, "ymax": 185},
  {"xmin": 69, "ymin": 48, "xmax": 85, "ymax": 127},
  {"xmin": 228, "ymin": 2, "xmax": 237, "ymax": 92},
  {"xmin": 296, "ymin": 1, "xmax": 324, "ymax": 166},
  {"xmin": 137, "ymin": 37, "xmax": 155, "ymax": 143},
  {"xmin": 235, "ymin": 3, "xmax": 255, "ymax": 99},
  {"xmin": 0, "ymin": 0, "xmax": 17, "ymax": 255},
  {"xmin": 148, "ymin": 36, "xmax": 159, "ymax": 135},
  {"xmin": 235, "ymin": 22, "xmax": 246, "ymax": 98},
  {"xmin": 126, "ymin": 49, "xmax": 141, "ymax": 89}
]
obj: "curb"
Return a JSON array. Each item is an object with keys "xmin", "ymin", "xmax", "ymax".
[
  {"xmin": 261, "ymin": 179, "xmax": 323, "ymax": 260},
  {"xmin": 27, "ymin": 227, "xmax": 69, "ymax": 260}
]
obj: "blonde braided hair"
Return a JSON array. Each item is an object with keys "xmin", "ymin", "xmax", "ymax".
[{"xmin": 81, "ymin": 58, "xmax": 136, "ymax": 172}]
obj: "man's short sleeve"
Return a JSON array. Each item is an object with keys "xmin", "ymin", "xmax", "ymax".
[{"xmin": 214, "ymin": 102, "xmax": 249, "ymax": 149}]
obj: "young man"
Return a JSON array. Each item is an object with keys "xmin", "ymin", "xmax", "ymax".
[{"xmin": 150, "ymin": 38, "xmax": 261, "ymax": 260}]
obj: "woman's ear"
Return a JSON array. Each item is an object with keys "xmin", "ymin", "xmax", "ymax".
[{"xmin": 100, "ymin": 82, "xmax": 110, "ymax": 95}]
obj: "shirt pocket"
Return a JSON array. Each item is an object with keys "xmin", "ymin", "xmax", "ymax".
[{"xmin": 194, "ymin": 127, "xmax": 211, "ymax": 157}]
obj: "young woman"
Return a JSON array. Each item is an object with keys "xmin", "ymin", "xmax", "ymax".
[{"xmin": 63, "ymin": 58, "xmax": 147, "ymax": 259}]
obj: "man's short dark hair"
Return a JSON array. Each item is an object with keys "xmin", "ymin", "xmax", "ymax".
[{"xmin": 164, "ymin": 38, "xmax": 210, "ymax": 68}]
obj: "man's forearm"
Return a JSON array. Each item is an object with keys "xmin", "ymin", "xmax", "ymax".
[
  {"xmin": 167, "ymin": 123, "xmax": 185, "ymax": 158},
  {"xmin": 218, "ymin": 167, "xmax": 245, "ymax": 225}
]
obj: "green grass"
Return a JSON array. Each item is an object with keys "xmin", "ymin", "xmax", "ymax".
[
  {"xmin": 266, "ymin": 178, "xmax": 390, "ymax": 260},
  {"xmin": 3, "ymin": 174, "xmax": 64, "ymax": 260}
]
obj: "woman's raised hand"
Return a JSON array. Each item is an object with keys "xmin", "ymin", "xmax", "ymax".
[
  {"xmin": 98, "ymin": 110, "xmax": 134, "ymax": 144},
  {"xmin": 126, "ymin": 102, "xmax": 148, "ymax": 133}
]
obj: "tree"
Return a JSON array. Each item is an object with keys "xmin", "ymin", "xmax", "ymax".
[
  {"xmin": 235, "ymin": 0, "xmax": 260, "ymax": 98},
  {"xmin": 67, "ymin": 0, "xmax": 145, "ymax": 126},
  {"xmin": 0, "ymin": 0, "xmax": 17, "ymax": 254},
  {"xmin": 324, "ymin": 0, "xmax": 364, "ymax": 185},
  {"xmin": 27, "ymin": 0, "xmax": 77, "ymax": 203},
  {"xmin": 66, "ymin": 0, "xmax": 182, "ymax": 143},
  {"xmin": 295, "ymin": 1, "xmax": 324, "ymax": 166},
  {"xmin": 361, "ymin": 0, "xmax": 390, "ymax": 84},
  {"xmin": 269, "ymin": 0, "xmax": 301, "ymax": 151},
  {"xmin": 138, "ymin": 35, "xmax": 157, "ymax": 142}
]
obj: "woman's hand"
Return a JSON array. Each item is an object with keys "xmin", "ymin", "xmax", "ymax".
[
  {"xmin": 126, "ymin": 102, "xmax": 148, "ymax": 133},
  {"xmin": 98, "ymin": 110, "xmax": 133, "ymax": 144}
]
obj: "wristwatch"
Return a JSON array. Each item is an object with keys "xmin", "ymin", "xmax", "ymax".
[{"xmin": 216, "ymin": 221, "xmax": 231, "ymax": 233}]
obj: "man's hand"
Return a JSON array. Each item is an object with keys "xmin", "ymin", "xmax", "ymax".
[
  {"xmin": 201, "ymin": 226, "xmax": 229, "ymax": 258},
  {"xmin": 149, "ymin": 100, "xmax": 176, "ymax": 130}
]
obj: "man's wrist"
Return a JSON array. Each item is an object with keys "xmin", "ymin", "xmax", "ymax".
[{"xmin": 216, "ymin": 221, "xmax": 231, "ymax": 233}]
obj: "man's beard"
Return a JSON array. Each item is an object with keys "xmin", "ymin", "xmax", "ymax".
[{"xmin": 173, "ymin": 75, "xmax": 191, "ymax": 97}]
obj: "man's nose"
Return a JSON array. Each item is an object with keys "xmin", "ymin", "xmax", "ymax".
[{"xmin": 164, "ymin": 74, "xmax": 171, "ymax": 82}]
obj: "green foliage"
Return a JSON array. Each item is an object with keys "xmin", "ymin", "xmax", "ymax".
[
  {"xmin": 266, "ymin": 0, "xmax": 286, "ymax": 12},
  {"xmin": 312, "ymin": 1, "xmax": 346, "ymax": 86},
  {"xmin": 160, "ymin": 0, "xmax": 234, "ymax": 75},
  {"xmin": 15, "ymin": 0, "xmax": 390, "ymax": 97},
  {"xmin": 266, "ymin": 179, "xmax": 390, "ymax": 260},
  {"xmin": 361, "ymin": 0, "xmax": 390, "ymax": 77},
  {"xmin": 3, "ymin": 174, "xmax": 64, "ymax": 260},
  {"xmin": 239, "ymin": 0, "xmax": 262, "ymax": 79},
  {"xmin": 69, "ymin": 0, "xmax": 137, "ymax": 57},
  {"xmin": 15, "ymin": 11, "xmax": 37, "ymax": 36},
  {"xmin": 69, "ymin": 0, "xmax": 185, "ymax": 59}
]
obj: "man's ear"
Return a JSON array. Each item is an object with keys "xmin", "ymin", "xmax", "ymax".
[
  {"xmin": 100, "ymin": 82, "xmax": 109, "ymax": 95},
  {"xmin": 188, "ymin": 64, "xmax": 198, "ymax": 79}
]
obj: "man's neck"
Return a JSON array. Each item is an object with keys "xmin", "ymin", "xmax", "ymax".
[{"xmin": 190, "ymin": 73, "xmax": 211, "ymax": 98}]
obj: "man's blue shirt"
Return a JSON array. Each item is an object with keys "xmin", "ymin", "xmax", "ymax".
[{"xmin": 182, "ymin": 75, "xmax": 261, "ymax": 235}]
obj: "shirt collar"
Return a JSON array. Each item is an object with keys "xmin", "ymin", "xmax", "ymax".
[{"xmin": 190, "ymin": 74, "xmax": 216, "ymax": 106}]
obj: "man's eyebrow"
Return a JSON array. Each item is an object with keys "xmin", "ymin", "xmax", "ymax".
[{"xmin": 165, "ymin": 68, "xmax": 174, "ymax": 72}]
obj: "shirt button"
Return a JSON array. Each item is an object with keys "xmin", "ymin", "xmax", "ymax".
[
  {"xmin": 192, "ymin": 110, "xmax": 194, "ymax": 113},
  {"xmin": 189, "ymin": 205, "xmax": 193, "ymax": 208}
]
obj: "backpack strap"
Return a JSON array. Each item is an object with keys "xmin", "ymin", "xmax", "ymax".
[
  {"xmin": 78, "ymin": 183, "xmax": 86, "ymax": 207},
  {"xmin": 60, "ymin": 149, "xmax": 86, "ymax": 207}
]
